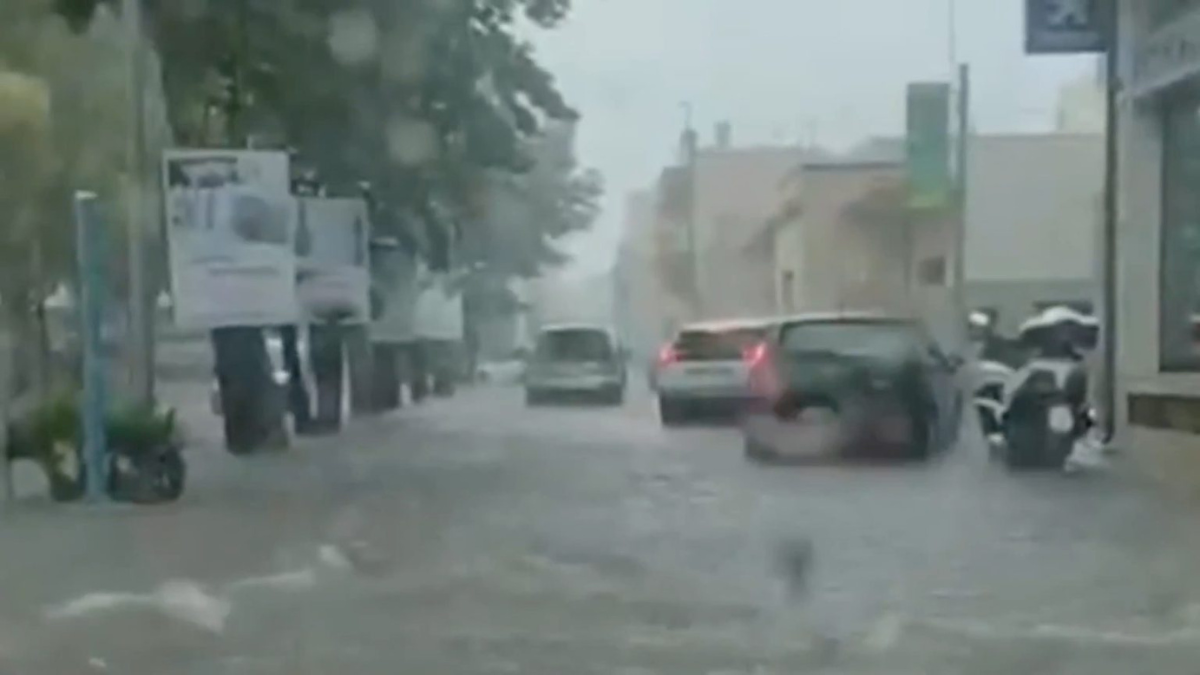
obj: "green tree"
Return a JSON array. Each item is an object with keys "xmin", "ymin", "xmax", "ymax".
[
  {"xmin": 60, "ymin": 0, "xmax": 585, "ymax": 258},
  {"xmin": 0, "ymin": 1, "xmax": 170, "ymax": 393}
]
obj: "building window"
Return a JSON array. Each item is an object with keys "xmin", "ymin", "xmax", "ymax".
[{"xmin": 1160, "ymin": 90, "xmax": 1200, "ymax": 370}]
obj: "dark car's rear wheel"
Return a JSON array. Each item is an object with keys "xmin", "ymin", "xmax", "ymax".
[
  {"xmin": 743, "ymin": 435, "xmax": 777, "ymax": 463},
  {"xmin": 907, "ymin": 410, "xmax": 935, "ymax": 460},
  {"xmin": 659, "ymin": 397, "xmax": 685, "ymax": 426}
]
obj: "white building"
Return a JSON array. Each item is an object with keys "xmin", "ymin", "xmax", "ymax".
[
  {"xmin": 964, "ymin": 134, "xmax": 1104, "ymax": 333},
  {"xmin": 1055, "ymin": 62, "xmax": 1106, "ymax": 134},
  {"xmin": 1113, "ymin": 0, "xmax": 1200, "ymax": 490}
]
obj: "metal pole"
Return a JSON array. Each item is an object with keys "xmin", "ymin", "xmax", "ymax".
[
  {"xmin": 124, "ymin": 0, "xmax": 153, "ymax": 405},
  {"xmin": 954, "ymin": 64, "xmax": 970, "ymax": 339},
  {"xmin": 680, "ymin": 102, "xmax": 700, "ymax": 320},
  {"xmin": 947, "ymin": 0, "xmax": 958, "ymax": 70},
  {"xmin": 74, "ymin": 192, "xmax": 109, "ymax": 502},
  {"xmin": 1100, "ymin": 1, "xmax": 1120, "ymax": 440}
]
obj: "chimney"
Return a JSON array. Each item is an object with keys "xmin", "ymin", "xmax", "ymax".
[{"xmin": 715, "ymin": 121, "xmax": 732, "ymax": 149}]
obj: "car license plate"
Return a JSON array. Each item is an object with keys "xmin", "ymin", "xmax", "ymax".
[
  {"xmin": 1048, "ymin": 405, "xmax": 1074, "ymax": 433},
  {"xmin": 688, "ymin": 365, "xmax": 731, "ymax": 377}
]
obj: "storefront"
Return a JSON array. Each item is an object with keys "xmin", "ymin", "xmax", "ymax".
[{"xmin": 1115, "ymin": 0, "xmax": 1200, "ymax": 488}]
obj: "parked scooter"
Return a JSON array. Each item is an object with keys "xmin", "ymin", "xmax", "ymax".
[
  {"xmin": 967, "ymin": 312, "xmax": 1021, "ymax": 442},
  {"xmin": 991, "ymin": 307, "xmax": 1098, "ymax": 470}
]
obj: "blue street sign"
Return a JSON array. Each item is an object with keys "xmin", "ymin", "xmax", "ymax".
[{"xmin": 1026, "ymin": 0, "xmax": 1108, "ymax": 54}]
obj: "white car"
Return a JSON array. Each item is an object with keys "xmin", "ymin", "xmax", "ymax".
[{"xmin": 654, "ymin": 318, "xmax": 778, "ymax": 425}]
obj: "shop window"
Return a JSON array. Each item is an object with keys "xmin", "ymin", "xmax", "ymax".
[{"xmin": 1159, "ymin": 90, "xmax": 1200, "ymax": 370}]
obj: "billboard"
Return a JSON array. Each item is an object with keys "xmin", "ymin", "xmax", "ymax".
[
  {"xmin": 905, "ymin": 82, "xmax": 952, "ymax": 210},
  {"xmin": 368, "ymin": 242, "xmax": 420, "ymax": 344},
  {"xmin": 296, "ymin": 197, "xmax": 371, "ymax": 324},
  {"xmin": 162, "ymin": 149, "xmax": 298, "ymax": 328},
  {"xmin": 1025, "ymin": 0, "xmax": 1107, "ymax": 54}
]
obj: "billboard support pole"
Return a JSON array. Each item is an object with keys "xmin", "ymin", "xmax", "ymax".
[
  {"xmin": 1100, "ymin": 0, "xmax": 1119, "ymax": 441},
  {"xmin": 954, "ymin": 64, "xmax": 971, "ymax": 343},
  {"xmin": 74, "ymin": 192, "xmax": 109, "ymax": 502}
]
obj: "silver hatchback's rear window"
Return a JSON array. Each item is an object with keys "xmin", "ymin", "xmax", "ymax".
[{"xmin": 535, "ymin": 329, "xmax": 614, "ymax": 362}]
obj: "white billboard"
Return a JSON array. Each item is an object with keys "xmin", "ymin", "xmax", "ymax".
[
  {"xmin": 414, "ymin": 271, "xmax": 464, "ymax": 341},
  {"xmin": 296, "ymin": 197, "xmax": 371, "ymax": 324},
  {"xmin": 162, "ymin": 149, "xmax": 298, "ymax": 328},
  {"xmin": 368, "ymin": 243, "xmax": 420, "ymax": 343}
]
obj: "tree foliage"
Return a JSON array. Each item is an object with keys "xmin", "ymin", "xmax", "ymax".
[{"xmin": 60, "ymin": 0, "xmax": 598, "ymax": 276}]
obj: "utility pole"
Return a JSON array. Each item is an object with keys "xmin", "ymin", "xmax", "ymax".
[
  {"xmin": 680, "ymin": 102, "xmax": 700, "ymax": 320},
  {"xmin": 953, "ymin": 64, "xmax": 971, "ymax": 341},
  {"xmin": 1100, "ymin": 0, "xmax": 1120, "ymax": 441},
  {"xmin": 124, "ymin": 0, "xmax": 154, "ymax": 405}
]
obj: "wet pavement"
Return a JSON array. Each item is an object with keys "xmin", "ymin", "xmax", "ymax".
[{"xmin": 2, "ymin": 382, "xmax": 1200, "ymax": 673}]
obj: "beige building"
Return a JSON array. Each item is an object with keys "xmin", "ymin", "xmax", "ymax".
[
  {"xmin": 769, "ymin": 159, "xmax": 954, "ymax": 325},
  {"xmin": 1055, "ymin": 65, "xmax": 1106, "ymax": 134},
  {"xmin": 614, "ymin": 189, "xmax": 672, "ymax": 359},
  {"xmin": 964, "ymin": 134, "xmax": 1104, "ymax": 334},
  {"xmin": 690, "ymin": 143, "xmax": 805, "ymax": 319},
  {"xmin": 639, "ymin": 125, "xmax": 811, "ymax": 326}
]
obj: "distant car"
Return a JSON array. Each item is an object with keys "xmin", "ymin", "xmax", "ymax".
[
  {"xmin": 740, "ymin": 313, "xmax": 963, "ymax": 462},
  {"xmin": 654, "ymin": 318, "xmax": 778, "ymax": 425},
  {"xmin": 524, "ymin": 325, "xmax": 626, "ymax": 406},
  {"xmin": 477, "ymin": 358, "xmax": 527, "ymax": 386}
]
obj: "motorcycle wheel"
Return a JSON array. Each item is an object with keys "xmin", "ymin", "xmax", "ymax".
[{"xmin": 109, "ymin": 450, "xmax": 186, "ymax": 504}]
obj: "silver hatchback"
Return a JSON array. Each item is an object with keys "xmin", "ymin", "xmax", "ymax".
[{"xmin": 524, "ymin": 325, "xmax": 626, "ymax": 406}]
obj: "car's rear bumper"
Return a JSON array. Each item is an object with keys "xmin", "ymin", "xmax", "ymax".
[
  {"xmin": 741, "ymin": 401, "xmax": 923, "ymax": 459},
  {"xmin": 525, "ymin": 376, "xmax": 623, "ymax": 393}
]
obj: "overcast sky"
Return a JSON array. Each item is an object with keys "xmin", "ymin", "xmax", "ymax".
[{"xmin": 530, "ymin": 0, "xmax": 1097, "ymax": 277}]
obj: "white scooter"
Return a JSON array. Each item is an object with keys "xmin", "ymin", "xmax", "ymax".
[{"xmin": 992, "ymin": 307, "xmax": 1098, "ymax": 470}]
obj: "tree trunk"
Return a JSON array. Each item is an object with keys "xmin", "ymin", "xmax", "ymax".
[
  {"xmin": 308, "ymin": 322, "xmax": 344, "ymax": 433},
  {"xmin": 408, "ymin": 340, "xmax": 429, "ymax": 404},
  {"xmin": 345, "ymin": 325, "xmax": 374, "ymax": 417},
  {"xmin": 279, "ymin": 324, "xmax": 313, "ymax": 434},
  {"xmin": 212, "ymin": 327, "xmax": 283, "ymax": 454},
  {"xmin": 371, "ymin": 342, "xmax": 400, "ymax": 411}
]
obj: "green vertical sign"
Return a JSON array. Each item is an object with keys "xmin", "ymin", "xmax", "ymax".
[{"xmin": 906, "ymin": 82, "xmax": 951, "ymax": 210}]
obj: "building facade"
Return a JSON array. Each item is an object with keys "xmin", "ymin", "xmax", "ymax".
[
  {"xmin": 964, "ymin": 134, "xmax": 1104, "ymax": 334},
  {"xmin": 1113, "ymin": 0, "xmax": 1200, "ymax": 490}
]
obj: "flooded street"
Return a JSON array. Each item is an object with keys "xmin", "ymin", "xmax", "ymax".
[{"xmin": 1, "ymin": 382, "xmax": 1199, "ymax": 673}]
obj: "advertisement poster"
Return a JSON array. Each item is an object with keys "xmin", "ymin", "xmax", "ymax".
[
  {"xmin": 162, "ymin": 149, "xmax": 298, "ymax": 328},
  {"xmin": 414, "ymin": 271, "xmax": 465, "ymax": 341},
  {"xmin": 368, "ymin": 242, "xmax": 420, "ymax": 344},
  {"xmin": 296, "ymin": 197, "xmax": 371, "ymax": 323}
]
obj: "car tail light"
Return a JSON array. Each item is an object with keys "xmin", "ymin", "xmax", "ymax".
[
  {"xmin": 658, "ymin": 343, "xmax": 679, "ymax": 366},
  {"xmin": 745, "ymin": 341, "xmax": 782, "ymax": 400},
  {"xmin": 743, "ymin": 342, "xmax": 770, "ymax": 367}
]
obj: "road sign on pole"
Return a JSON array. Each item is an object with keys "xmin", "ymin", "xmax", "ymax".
[
  {"xmin": 906, "ymin": 82, "xmax": 952, "ymax": 210},
  {"xmin": 1025, "ymin": 0, "xmax": 1108, "ymax": 54},
  {"xmin": 74, "ymin": 191, "xmax": 109, "ymax": 502}
]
